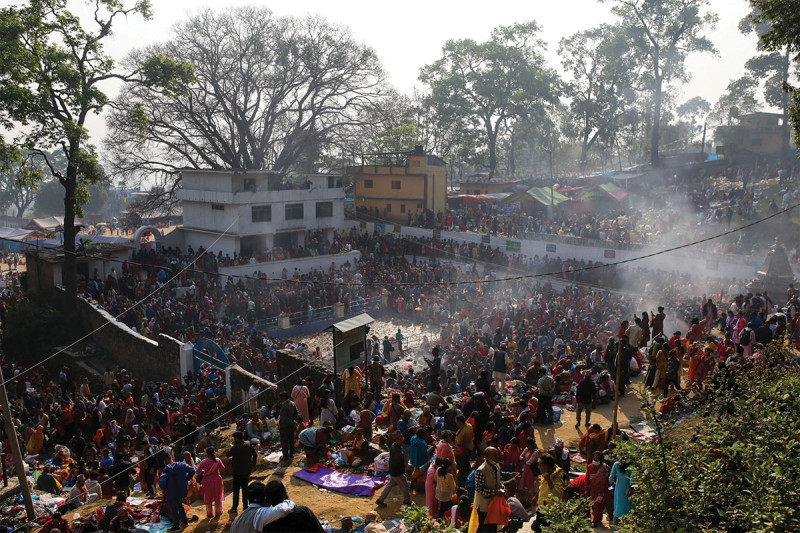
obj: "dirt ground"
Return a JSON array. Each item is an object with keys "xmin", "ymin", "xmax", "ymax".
[{"xmin": 173, "ymin": 376, "xmax": 649, "ymax": 533}]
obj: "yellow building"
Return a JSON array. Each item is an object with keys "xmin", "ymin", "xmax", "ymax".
[
  {"xmin": 459, "ymin": 179, "xmax": 525, "ymax": 195},
  {"xmin": 347, "ymin": 146, "xmax": 447, "ymax": 223},
  {"xmin": 716, "ymin": 112, "xmax": 795, "ymax": 156}
]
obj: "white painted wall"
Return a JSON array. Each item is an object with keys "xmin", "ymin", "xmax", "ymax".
[
  {"xmin": 348, "ymin": 221, "xmax": 759, "ymax": 281},
  {"xmin": 217, "ymin": 250, "xmax": 361, "ymax": 281}
]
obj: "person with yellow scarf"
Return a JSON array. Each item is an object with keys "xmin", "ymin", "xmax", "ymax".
[{"xmin": 26, "ymin": 425, "xmax": 45, "ymax": 455}]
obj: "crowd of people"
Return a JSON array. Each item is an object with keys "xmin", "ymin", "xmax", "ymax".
[
  {"xmin": 1, "ymin": 159, "xmax": 799, "ymax": 531},
  {"xmin": 4, "ymin": 238, "xmax": 794, "ymax": 531}
]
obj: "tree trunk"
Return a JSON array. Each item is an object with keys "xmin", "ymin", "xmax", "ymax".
[
  {"xmin": 62, "ymin": 164, "xmax": 78, "ymax": 314},
  {"xmin": 486, "ymin": 118, "xmax": 498, "ymax": 179},
  {"xmin": 780, "ymin": 49, "xmax": 791, "ymax": 165},
  {"xmin": 651, "ymin": 77, "xmax": 663, "ymax": 167}
]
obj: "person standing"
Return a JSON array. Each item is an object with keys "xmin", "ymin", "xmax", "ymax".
[
  {"xmin": 609, "ymin": 460, "xmax": 633, "ymax": 526},
  {"xmin": 196, "ymin": 447, "xmax": 226, "ymax": 518},
  {"xmin": 574, "ymin": 372, "xmax": 596, "ymax": 428},
  {"xmin": 426, "ymin": 346, "xmax": 442, "ymax": 391},
  {"xmin": 159, "ymin": 454, "xmax": 195, "ymax": 531},
  {"xmin": 375, "ymin": 430, "xmax": 411, "ymax": 507},
  {"xmin": 226, "ymin": 431, "xmax": 258, "ymax": 514},
  {"xmin": 395, "ymin": 328, "xmax": 404, "ymax": 356},
  {"xmin": 652, "ymin": 307, "xmax": 666, "ymax": 339},
  {"xmin": 585, "ymin": 451, "xmax": 612, "ymax": 527},
  {"xmin": 492, "ymin": 343, "xmax": 508, "ymax": 394},
  {"xmin": 278, "ymin": 392, "xmax": 299, "ymax": 462},
  {"xmin": 454, "ymin": 414, "xmax": 474, "ymax": 487},
  {"xmin": 536, "ymin": 368, "xmax": 555, "ymax": 424},
  {"xmin": 382, "ymin": 336, "xmax": 394, "ymax": 362},
  {"xmin": 473, "ymin": 447, "xmax": 504, "ymax": 532},
  {"xmin": 368, "ymin": 357, "xmax": 385, "ymax": 399},
  {"xmin": 291, "ymin": 378, "xmax": 310, "ymax": 425}
]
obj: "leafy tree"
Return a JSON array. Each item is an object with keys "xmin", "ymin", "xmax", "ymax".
[
  {"xmin": 606, "ymin": 0, "xmax": 718, "ymax": 166},
  {"xmin": 374, "ymin": 124, "xmax": 420, "ymax": 155},
  {"xmin": 747, "ymin": 0, "xmax": 800, "ymax": 148},
  {"xmin": 106, "ymin": 7, "xmax": 385, "ymax": 187},
  {"xmin": 0, "ymin": 151, "xmax": 51, "ymax": 218},
  {"xmin": 618, "ymin": 352, "xmax": 800, "ymax": 532},
  {"xmin": 420, "ymin": 21, "xmax": 561, "ymax": 178},
  {"xmin": 33, "ymin": 180, "xmax": 109, "ymax": 218},
  {"xmin": 0, "ymin": 0, "xmax": 191, "ymax": 313},
  {"xmin": 741, "ymin": 4, "xmax": 800, "ymax": 161},
  {"xmin": 559, "ymin": 24, "xmax": 639, "ymax": 171},
  {"xmin": 676, "ymin": 96, "xmax": 711, "ymax": 139}
]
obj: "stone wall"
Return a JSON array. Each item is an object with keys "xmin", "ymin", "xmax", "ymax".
[
  {"xmin": 276, "ymin": 349, "xmax": 341, "ymax": 397},
  {"xmin": 226, "ymin": 363, "xmax": 279, "ymax": 414},
  {"xmin": 76, "ymin": 297, "xmax": 181, "ymax": 381}
]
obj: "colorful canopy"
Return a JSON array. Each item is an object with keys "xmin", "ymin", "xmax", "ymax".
[{"xmin": 504, "ymin": 187, "xmax": 569, "ymax": 206}]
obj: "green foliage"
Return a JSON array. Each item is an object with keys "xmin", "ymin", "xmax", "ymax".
[
  {"xmin": 140, "ymin": 54, "xmax": 196, "ymax": 97},
  {"xmin": 606, "ymin": 0, "xmax": 718, "ymax": 165},
  {"xmin": 420, "ymin": 21, "xmax": 560, "ymax": 177},
  {"xmin": 400, "ymin": 503, "xmax": 459, "ymax": 533},
  {"xmin": 617, "ymin": 354, "xmax": 800, "ymax": 533},
  {"xmin": 745, "ymin": 0, "xmax": 800, "ymax": 150},
  {"xmin": 559, "ymin": 24, "xmax": 639, "ymax": 167},
  {"xmin": 374, "ymin": 124, "xmax": 420, "ymax": 158},
  {"xmin": 539, "ymin": 498, "xmax": 593, "ymax": 533},
  {"xmin": 2, "ymin": 293, "xmax": 72, "ymax": 361}
]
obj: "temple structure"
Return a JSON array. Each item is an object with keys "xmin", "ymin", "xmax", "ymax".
[{"xmin": 746, "ymin": 237, "xmax": 797, "ymax": 300}]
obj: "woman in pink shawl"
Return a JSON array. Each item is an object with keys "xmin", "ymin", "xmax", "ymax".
[
  {"xmin": 291, "ymin": 378, "xmax": 310, "ymax": 424},
  {"xmin": 426, "ymin": 431, "xmax": 457, "ymax": 518},
  {"xmin": 195, "ymin": 447, "xmax": 226, "ymax": 517}
]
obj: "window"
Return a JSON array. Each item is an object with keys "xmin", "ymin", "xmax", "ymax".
[
  {"xmin": 211, "ymin": 203, "xmax": 224, "ymax": 211},
  {"xmin": 417, "ymin": 203, "xmax": 423, "ymax": 209},
  {"xmin": 315, "ymin": 201, "xmax": 333, "ymax": 218},
  {"xmin": 386, "ymin": 203, "xmax": 392, "ymax": 213},
  {"xmin": 243, "ymin": 178, "xmax": 256, "ymax": 191},
  {"xmin": 363, "ymin": 179, "xmax": 373, "ymax": 188},
  {"xmin": 251, "ymin": 205, "xmax": 271, "ymax": 222},
  {"xmin": 391, "ymin": 180, "xmax": 401, "ymax": 190},
  {"xmin": 411, "ymin": 159, "xmax": 421, "ymax": 167},
  {"xmin": 400, "ymin": 204, "xmax": 406, "ymax": 213},
  {"xmin": 285, "ymin": 203, "xmax": 304, "ymax": 220}
]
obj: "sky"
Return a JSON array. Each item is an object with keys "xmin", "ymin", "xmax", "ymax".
[{"xmin": 58, "ymin": 0, "xmax": 764, "ymax": 143}]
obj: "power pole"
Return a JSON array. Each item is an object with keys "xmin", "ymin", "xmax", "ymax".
[
  {"xmin": 0, "ymin": 366, "xmax": 35, "ymax": 520},
  {"xmin": 612, "ymin": 341, "xmax": 623, "ymax": 437}
]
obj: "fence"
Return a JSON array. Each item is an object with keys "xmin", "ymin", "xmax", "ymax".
[{"xmin": 254, "ymin": 295, "xmax": 383, "ymax": 333}]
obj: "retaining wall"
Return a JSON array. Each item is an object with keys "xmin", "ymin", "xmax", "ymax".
[
  {"xmin": 76, "ymin": 297, "xmax": 181, "ymax": 381},
  {"xmin": 226, "ymin": 363, "xmax": 279, "ymax": 413}
]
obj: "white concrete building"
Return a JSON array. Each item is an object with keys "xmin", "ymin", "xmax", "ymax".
[{"xmin": 172, "ymin": 169, "xmax": 345, "ymax": 257}]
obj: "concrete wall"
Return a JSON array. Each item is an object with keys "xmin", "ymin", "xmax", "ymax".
[
  {"xmin": 226, "ymin": 363, "xmax": 279, "ymax": 413},
  {"xmin": 276, "ymin": 349, "xmax": 341, "ymax": 398},
  {"xmin": 348, "ymin": 221, "xmax": 760, "ymax": 281},
  {"xmin": 217, "ymin": 250, "xmax": 361, "ymax": 281},
  {"xmin": 76, "ymin": 297, "xmax": 181, "ymax": 381}
]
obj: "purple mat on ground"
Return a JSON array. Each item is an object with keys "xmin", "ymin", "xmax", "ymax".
[{"xmin": 292, "ymin": 463, "xmax": 388, "ymax": 496}]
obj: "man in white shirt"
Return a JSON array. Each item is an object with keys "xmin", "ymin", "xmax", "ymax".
[{"xmin": 230, "ymin": 482, "xmax": 294, "ymax": 533}]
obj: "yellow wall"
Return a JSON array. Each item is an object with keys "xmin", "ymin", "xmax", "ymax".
[{"xmin": 350, "ymin": 154, "xmax": 447, "ymax": 222}]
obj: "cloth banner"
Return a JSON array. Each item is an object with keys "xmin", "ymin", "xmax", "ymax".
[{"xmin": 292, "ymin": 463, "xmax": 388, "ymax": 496}]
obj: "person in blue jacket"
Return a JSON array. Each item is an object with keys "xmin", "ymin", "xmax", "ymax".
[{"xmin": 159, "ymin": 453, "xmax": 196, "ymax": 531}]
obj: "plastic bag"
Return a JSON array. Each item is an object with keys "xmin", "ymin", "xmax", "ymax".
[{"xmin": 485, "ymin": 495, "xmax": 510, "ymax": 526}]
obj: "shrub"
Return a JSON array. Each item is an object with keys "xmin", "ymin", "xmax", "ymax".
[{"xmin": 617, "ymin": 352, "xmax": 800, "ymax": 533}]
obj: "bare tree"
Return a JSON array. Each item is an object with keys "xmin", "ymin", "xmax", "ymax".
[{"xmin": 106, "ymin": 7, "xmax": 385, "ymax": 190}]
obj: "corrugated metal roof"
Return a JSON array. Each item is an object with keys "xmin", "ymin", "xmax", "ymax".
[{"xmin": 324, "ymin": 313, "xmax": 375, "ymax": 333}]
